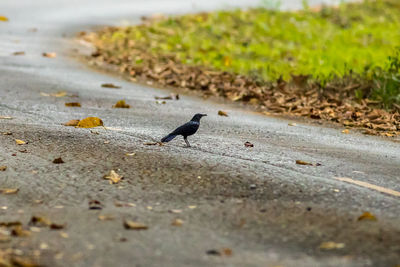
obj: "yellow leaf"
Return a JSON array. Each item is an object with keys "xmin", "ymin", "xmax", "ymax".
[
  {"xmin": 0, "ymin": 116, "xmax": 13, "ymax": 119},
  {"xmin": 65, "ymin": 102, "xmax": 81, "ymax": 107},
  {"xmin": 51, "ymin": 91, "xmax": 67, "ymax": 97},
  {"xmin": 319, "ymin": 241, "xmax": 345, "ymax": 250},
  {"xmin": 0, "ymin": 166, "xmax": 6, "ymax": 171},
  {"xmin": 342, "ymin": 129, "xmax": 350, "ymax": 134},
  {"xmin": 218, "ymin": 110, "xmax": 228, "ymax": 117},
  {"xmin": 76, "ymin": 117, "xmax": 104, "ymax": 128},
  {"xmin": 171, "ymin": 219, "xmax": 184, "ymax": 226},
  {"xmin": 98, "ymin": 214, "xmax": 114, "ymax": 221},
  {"xmin": 358, "ymin": 212, "xmax": 377, "ymax": 221},
  {"xmin": 103, "ymin": 170, "xmax": 122, "ymax": 184},
  {"xmin": 296, "ymin": 160, "xmax": 313, "ymax": 166},
  {"xmin": 15, "ymin": 139, "xmax": 26, "ymax": 145},
  {"xmin": 0, "ymin": 16, "xmax": 9, "ymax": 22},
  {"xmin": 123, "ymin": 220, "xmax": 148, "ymax": 230},
  {"xmin": 0, "ymin": 188, "xmax": 19, "ymax": 194},
  {"xmin": 113, "ymin": 100, "xmax": 130, "ymax": 108}
]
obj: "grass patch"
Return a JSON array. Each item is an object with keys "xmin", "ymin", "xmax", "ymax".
[{"xmin": 87, "ymin": 0, "xmax": 400, "ymax": 136}]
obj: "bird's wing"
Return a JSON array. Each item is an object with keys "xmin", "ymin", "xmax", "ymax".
[{"xmin": 170, "ymin": 121, "xmax": 198, "ymax": 135}]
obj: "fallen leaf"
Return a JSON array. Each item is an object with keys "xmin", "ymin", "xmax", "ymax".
[
  {"xmin": 358, "ymin": 212, "xmax": 377, "ymax": 221},
  {"xmin": 29, "ymin": 216, "xmax": 51, "ymax": 227},
  {"xmin": 76, "ymin": 117, "xmax": 104, "ymax": 128},
  {"xmin": 0, "ymin": 188, "xmax": 19, "ymax": 195},
  {"xmin": 113, "ymin": 100, "xmax": 130, "ymax": 108},
  {"xmin": 11, "ymin": 226, "xmax": 31, "ymax": 237},
  {"xmin": 155, "ymin": 100, "xmax": 166, "ymax": 104},
  {"xmin": 98, "ymin": 214, "xmax": 114, "ymax": 221},
  {"xmin": 319, "ymin": 241, "xmax": 345, "ymax": 250},
  {"xmin": 12, "ymin": 51, "xmax": 25, "ymax": 56},
  {"xmin": 89, "ymin": 200, "xmax": 103, "ymax": 210},
  {"xmin": 114, "ymin": 201, "xmax": 136, "ymax": 207},
  {"xmin": 101, "ymin": 83, "xmax": 121, "ymax": 89},
  {"xmin": 60, "ymin": 232, "xmax": 69, "ymax": 238},
  {"xmin": 169, "ymin": 209, "xmax": 182, "ymax": 214},
  {"xmin": 125, "ymin": 152, "xmax": 136, "ymax": 156},
  {"xmin": 123, "ymin": 220, "xmax": 148, "ymax": 230},
  {"xmin": 0, "ymin": 116, "xmax": 13, "ymax": 120},
  {"xmin": 3, "ymin": 132, "xmax": 12, "ymax": 135},
  {"xmin": 51, "ymin": 91, "xmax": 67, "ymax": 97},
  {"xmin": 63, "ymin": 119, "xmax": 80, "ymax": 126},
  {"xmin": 144, "ymin": 142, "xmax": 163, "ymax": 146},
  {"xmin": 10, "ymin": 257, "xmax": 40, "ymax": 267},
  {"xmin": 206, "ymin": 250, "xmax": 221, "ymax": 256},
  {"xmin": 171, "ymin": 219, "xmax": 184, "ymax": 226},
  {"xmin": 103, "ymin": 170, "xmax": 123, "ymax": 184},
  {"xmin": 288, "ymin": 123, "xmax": 297, "ymax": 126},
  {"xmin": 0, "ymin": 16, "xmax": 9, "ymax": 22},
  {"xmin": 296, "ymin": 160, "xmax": 313, "ymax": 166},
  {"xmin": 221, "ymin": 248, "xmax": 233, "ymax": 256},
  {"xmin": 42, "ymin": 52, "xmax": 57, "ymax": 58},
  {"xmin": 49, "ymin": 223, "xmax": 65, "ymax": 230},
  {"xmin": 52, "ymin": 157, "xmax": 64, "ymax": 164},
  {"xmin": 0, "ymin": 166, "xmax": 6, "ymax": 171},
  {"xmin": 65, "ymin": 102, "xmax": 81, "ymax": 107},
  {"xmin": 0, "ymin": 221, "xmax": 22, "ymax": 227},
  {"xmin": 342, "ymin": 129, "xmax": 350, "ymax": 134},
  {"xmin": 15, "ymin": 139, "xmax": 26, "ymax": 145},
  {"xmin": 244, "ymin": 141, "xmax": 254, "ymax": 147},
  {"xmin": 154, "ymin": 95, "xmax": 173, "ymax": 100},
  {"xmin": 188, "ymin": 205, "xmax": 197, "ymax": 209},
  {"xmin": 0, "ymin": 234, "xmax": 11, "ymax": 243},
  {"xmin": 218, "ymin": 110, "xmax": 228, "ymax": 117}
]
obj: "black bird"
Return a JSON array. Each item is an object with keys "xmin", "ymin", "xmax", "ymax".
[{"xmin": 161, "ymin": 113, "xmax": 207, "ymax": 147}]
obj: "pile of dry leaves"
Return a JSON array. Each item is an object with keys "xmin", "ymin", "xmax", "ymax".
[{"xmin": 85, "ymin": 30, "xmax": 400, "ymax": 137}]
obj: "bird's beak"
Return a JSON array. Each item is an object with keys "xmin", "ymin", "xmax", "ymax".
[{"xmin": 201, "ymin": 114, "xmax": 207, "ymax": 117}]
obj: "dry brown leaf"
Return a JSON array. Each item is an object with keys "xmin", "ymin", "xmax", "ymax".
[
  {"xmin": 89, "ymin": 200, "xmax": 103, "ymax": 210},
  {"xmin": 0, "ymin": 166, "xmax": 6, "ymax": 171},
  {"xmin": 42, "ymin": 52, "xmax": 56, "ymax": 58},
  {"xmin": 221, "ymin": 248, "xmax": 233, "ymax": 256},
  {"xmin": 244, "ymin": 141, "xmax": 254, "ymax": 147},
  {"xmin": 49, "ymin": 223, "xmax": 65, "ymax": 230},
  {"xmin": 0, "ymin": 221, "xmax": 22, "ymax": 227},
  {"xmin": 144, "ymin": 142, "xmax": 163, "ymax": 146},
  {"xmin": 29, "ymin": 216, "xmax": 51, "ymax": 227},
  {"xmin": 171, "ymin": 219, "xmax": 184, "ymax": 226},
  {"xmin": 342, "ymin": 129, "xmax": 350, "ymax": 134},
  {"xmin": 218, "ymin": 110, "xmax": 228, "ymax": 117},
  {"xmin": 101, "ymin": 83, "xmax": 121, "ymax": 89},
  {"xmin": 76, "ymin": 117, "xmax": 104, "ymax": 128},
  {"xmin": 53, "ymin": 157, "xmax": 64, "ymax": 164},
  {"xmin": 296, "ymin": 160, "xmax": 313, "ymax": 166},
  {"xmin": 0, "ymin": 188, "xmax": 19, "ymax": 195},
  {"xmin": 123, "ymin": 220, "xmax": 148, "ymax": 230},
  {"xmin": 63, "ymin": 119, "xmax": 80, "ymax": 126},
  {"xmin": 0, "ymin": 16, "xmax": 9, "ymax": 22},
  {"xmin": 154, "ymin": 95, "xmax": 173, "ymax": 100},
  {"xmin": 52, "ymin": 91, "xmax": 67, "ymax": 97},
  {"xmin": 0, "ymin": 116, "xmax": 13, "ymax": 120},
  {"xmin": 10, "ymin": 256, "xmax": 40, "ymax": 267},
  {"xmin": 98, "ymin": 214, "xmax": 115, "ymax": 221},
  {"xmin": 0, "ymin": 234, "xmax": 11, "ymax": 243},
  {"xmin": 11, "ymin": 226, "xmax": 31, "ymax": 237},
  {"xmin": 113, "ymin": 100, "xmax": 130, "ymax": 108},
  {"xmin": 15, "ymin": 139, "xmax": 26, "ymax": 145},
  {"xmin": 319, "ymin": 241, "xmax": 345, "ymax": 250},
  {"xmin": 13, "ymin": 51, "xmax": 25, "ymax": 56},
  {"xmin": 103, "ymin": 170, "xmax": 122, "ymax": 184},
  {"xmin": 358, "ymin": 212, "xmax": 377, "ymax": 221},
  {"xmin": 65, "ymin": 102, "xmax": 81, "ymax": 107}
]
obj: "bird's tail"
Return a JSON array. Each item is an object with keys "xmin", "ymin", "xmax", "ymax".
[{"xmin": 161, "ymin": 133, "xmax": 177, "ymax": 143}]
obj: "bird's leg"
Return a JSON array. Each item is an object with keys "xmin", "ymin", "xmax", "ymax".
[{"xmin": 184, "ymin": 137, "xmax": 191, "ymax": 147}]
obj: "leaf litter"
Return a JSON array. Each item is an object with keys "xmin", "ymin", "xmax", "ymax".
[
  {"xmin": 0, "ymin": 188, "xmax": 19, "ymax": 195},
  {"xmin": 123, "ymin": 220, "xmax": 148, "ymax": 230},
  {"xmin": 113, "ymin": 100, "xmax": 130, "ymax": 108}
]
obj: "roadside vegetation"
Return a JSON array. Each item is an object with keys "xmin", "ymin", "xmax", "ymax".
[{"xmin": 86, "ymin": 0, "xmax": 400, "ymax": 136}]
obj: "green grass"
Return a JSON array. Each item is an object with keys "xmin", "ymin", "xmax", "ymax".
[{"xmin": 98, "ymin": 0, "xmax": 400, "ymax": 109}]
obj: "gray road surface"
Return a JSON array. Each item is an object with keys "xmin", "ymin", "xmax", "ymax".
[{"xmin": 0, "ymin": 1, "xmax": 399, "ymax": 266}]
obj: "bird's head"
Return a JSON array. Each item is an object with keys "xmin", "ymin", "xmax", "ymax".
[{"xmin": 191, "ymin": 113, "xmax": 207, "ymax": 122}]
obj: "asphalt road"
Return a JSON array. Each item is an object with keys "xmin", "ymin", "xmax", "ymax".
[{"xmin": 0, "ymin": 1, "xmax": 399, "ymax": 266}]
